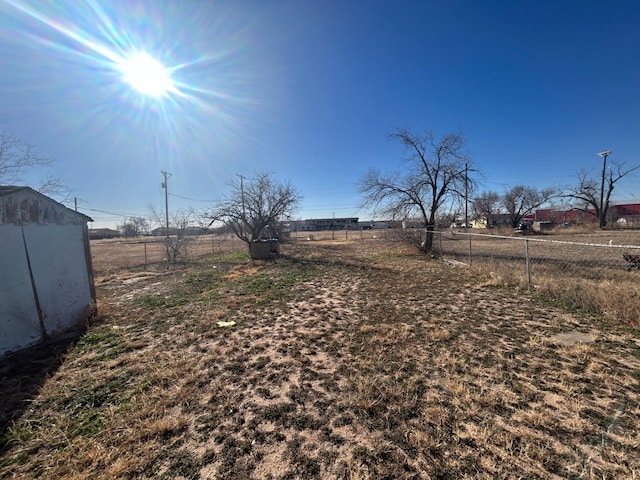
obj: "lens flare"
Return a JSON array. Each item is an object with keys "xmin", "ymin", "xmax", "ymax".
[
  {"xmin": 0, "ymin": 0, "xmax": 197, "ymax": 103},
  {"xmin": 0, "ymin": 0, "xmax": 264, "ymax": 179},
  {"xmin": 119, "ymin": 52, "xmax": 174, "ymax": 98}
]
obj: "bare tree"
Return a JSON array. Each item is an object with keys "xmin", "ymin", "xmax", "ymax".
[
  {"xmin": 150, "ymin": 207, "xmax": 195, "ymax": 264},
  {"xmin": 360, "ymin": 129, "xmax": 471, "ymax": 251},
  {"xmin": 503, "ymin": 185, "xmax": 555, "ymax": 228},
  {"xmin": 0, "ymin": 133, "xmax": 70, "ymax": 201},
  {"xmin": 564, "ymin": 161, "xmax": 640, "ymax": 229},
  {"xmin": 473, "ymin": 191, "xmax": 502, "ymax": 227},
  {"xmin": 118, "ymin": 216, "xmax": 149, "ymax": 237},
  {"xmin": 207, "ymin": 172, "xmax": 301, "ymax": 254}
]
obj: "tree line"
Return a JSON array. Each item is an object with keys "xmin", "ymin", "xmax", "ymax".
[
  {"xmin": 359, "ymin": 128, "xmax": 639, "ymax": 250},
  {"xmin": 2, "ymin": 130, "xmax": 638, "ymax": 258}
]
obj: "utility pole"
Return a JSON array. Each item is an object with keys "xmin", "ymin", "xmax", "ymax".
[
  {"xmin": 237, "ymin": 174, "xmax": 246, "ymax": 218},
  {"xmin": 237, "ymin": 174, "xmax": 246, "ymax": 238},
  {"xmin": 161, "ymin": 170, "xmax": 172, "ymax": 236},
  {"xmin": 598, "ymin": 150, "xmax": 613, "ymax": 229},
  {"xmin": 464, "ymin": 163, "xmax": 469, "ymax": 230},
  {"xmin": 465, "ymin": 162, "xmax": 471, "ymax": 266}
]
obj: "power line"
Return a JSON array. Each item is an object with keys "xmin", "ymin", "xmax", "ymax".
[
  {"xmin": 81, "ymin": 206, "xmax": 148, "ymax": 217},
  {"xmin": 168, "ymin": 192, "xmax": 217, "ymax": 202}
]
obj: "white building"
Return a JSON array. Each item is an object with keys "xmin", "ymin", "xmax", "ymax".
[{"xmin": 0, "ymin": 186, "xmax": 96, "ymax": 357}]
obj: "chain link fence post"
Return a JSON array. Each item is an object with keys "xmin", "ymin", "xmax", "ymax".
[{"xmin": 524, "ymin": 238, "xmax": 531, "ymax": 291}]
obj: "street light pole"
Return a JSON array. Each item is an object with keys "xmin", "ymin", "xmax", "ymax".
[{"xmin": 597, "ymin": 150, "xmax": 613, "ymax": 229}]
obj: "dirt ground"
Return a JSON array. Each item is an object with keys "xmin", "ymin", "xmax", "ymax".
[{"xmin": 1, "ymin": 238, "xmax": 639, "ymax": 479}]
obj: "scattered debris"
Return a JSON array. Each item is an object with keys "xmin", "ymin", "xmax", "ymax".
[{"xmin": 217, "ymin": 320, "xmax": 236, "ymax": 328}]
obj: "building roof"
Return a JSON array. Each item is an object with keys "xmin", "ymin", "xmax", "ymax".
[
  {"xmin": 613, "ymin": 203, "xmax": 640, "ymax": 216},
  {"xmin": 0, "ymin": 185, "xmax": 93, "ymax": 223},
  {"xmin": 0, "ymin": 185, "xmax": 27, "ymax": 195}
]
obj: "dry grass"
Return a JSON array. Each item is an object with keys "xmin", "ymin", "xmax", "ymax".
[
  {"xmin": 1, "ymin": 238, "xmax": 639, "ymax": 479},
  {"xmin": 438, "ymin": 229, "xmax": 640, "ymax": 325}
]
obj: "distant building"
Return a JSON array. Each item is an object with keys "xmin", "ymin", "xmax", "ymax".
[
  {"xmin": 184, "ymin": 226, "xmax": 209, "ymax": 236},
  {"xmin": 357, "ymin": 220, "xmax": 390, "ymax": 230},
  {"xmin": 610, "ymin": 203, "xmax": 640, "ymax": 228},
  {"xmin": 469, "ymin": 214, "xmax": 512, "ymax": 228},
  {"xmin": 534, "ymin": 202, "xmax": 640, "ymax": 227},
  {"xmin": 149, "ymin": 226, "xmax": 209, "ymax": 236},
  {"xmin": 534, "ymin": 208, "xmax": 595, "ymax": 225},
  {"xmin": 150, "ymin": 227, "xmax": 179, "ymax": 236},
  {"xmin": 89, "ymin": 228, "xmax": 119, "ymax": 239},
  {"xmin": 291, "ymin": 218, "xmax": 359, "ymax": 231}
]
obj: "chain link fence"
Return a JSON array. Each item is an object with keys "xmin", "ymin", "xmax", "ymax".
[
  {"xmin": 433, "ymin": 231, "xmax": 640, "ymax": 287},
  {"xmin": 432, "ymin": 230, "xmax": 640, "ymax": 324},
  {"xmin": 90, "ymin": 235, "xmax": 244, "ymax": 273},
  {"xmin": 90, "ymin": 228, "xmax": 640, "ymax": 324}
]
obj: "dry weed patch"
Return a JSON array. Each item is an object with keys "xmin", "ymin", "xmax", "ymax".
[{"xmin": 1, "ymin": 240, "xmax": 639, "ymax": 478}]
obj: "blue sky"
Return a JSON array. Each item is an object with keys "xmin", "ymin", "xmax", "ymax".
[{"xmin": 1, "ymin": 0, "xmax": 639, "ymax": 228}]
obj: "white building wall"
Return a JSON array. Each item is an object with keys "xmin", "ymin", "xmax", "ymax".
[
  {"xmin": 0, "ymin": 227, "xmax": 42, "ymax": 355},
  {"xmin": 0, "ymin": 223, "xmax": 93, "ymax": 356}
]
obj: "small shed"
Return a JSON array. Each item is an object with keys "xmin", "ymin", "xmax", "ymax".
[{"xmin": 0, "ymin": 186, "xmax": 96, "ymax": 357}]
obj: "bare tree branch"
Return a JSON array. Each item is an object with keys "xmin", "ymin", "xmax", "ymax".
[
  {"xmin": 149, "ymin": 206, "xmax": 196, "ymax": 264},
  {"xmin": 0, "ymin": 132, "xmax": 70, "ymax": 202},
  {"xmin": 118, "ymin": 216, "xmax": 149, "ymax": 237}
]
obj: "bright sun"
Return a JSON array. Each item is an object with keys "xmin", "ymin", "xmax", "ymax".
[{"xmin": 119, "ymin": 53, "xmax": 174, "ymax": 98}]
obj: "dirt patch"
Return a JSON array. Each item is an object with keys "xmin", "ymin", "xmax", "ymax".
[
  {"xmin": 224, "ymin": 264, "xmax": 264, "ymax": 281},
  {"xmin": 1, "ymin": 239, "xmax": 639, "ymax": 479},
  {"xmin": 547, "ymin": 330, "xmax": 598, "ymax": 346}
]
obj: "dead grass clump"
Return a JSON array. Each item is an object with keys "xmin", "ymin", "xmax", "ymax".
[
  {"xmin": 472, "ymin": 254, "xmax": 640, "ymax": 327},
  {"xmin": 535, "ymin": 275, "xmax": 640, "ymax": 326}
]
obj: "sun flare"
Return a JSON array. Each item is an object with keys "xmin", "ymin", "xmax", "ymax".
[{"xmin": 119, "ymin": 53, "xmax": 174, "ymax": 98}]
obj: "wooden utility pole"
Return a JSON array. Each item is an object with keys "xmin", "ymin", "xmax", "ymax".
[
  {"xmin": 161, "ymin": 171, "xmax": 172, "ymax": 236},
  {"xmin": 237, "ymin": 174, "xmax": 246, "ymax": 238},
  {"xmin": 598, "ymin": 150, "xmax": 612, "ymax": 229}
]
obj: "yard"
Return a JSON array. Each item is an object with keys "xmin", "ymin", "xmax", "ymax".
[{"xmin": 1, "ymin": 237, "xmax": 639, "ymax": 478}]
